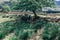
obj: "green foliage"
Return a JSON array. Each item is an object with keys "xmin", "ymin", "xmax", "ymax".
[
  {"xmin": 0, "ymin": 21, "xmax": 16, "ymax": 39},
  {"xmin": 13, "ymin": 0, "xmax": 55, "ymax": 11},
  {"xmin": 33, "ymin": 19, "xmax": 47, "ymax": 29},
  {"xmin": 9, "ymin": 35, "xmax": 18, "ymax": 40},
  {"xmin": 11, "ymin": 0, "xmax": 55, "ymax": 18},
  {"xmin": 1, "ymin": 21, "xmax": 16, "ymax": 32},
  {"xmin": 2, "ymin": 4, "xmax": 11, "ymax": 12},
  {"xmin": 20, "ymin": 14, "xmax": 31, "ymax": 23},
  {"xmin": 0, "ymin": 16, "xmax": 48, "ymax": 39},
  {"xmin": 14, "ymin": 29, "xmax": 33, "ymax": 40},
  {"xmin": 42, "ymin": 23, "xmax": 59, "ymax": 40},
  {"xmin": 10, "ymin": 0, "xmax": 18, "ymax": 10},
  {"xmin": 0, "ymin": 32, "xmax": 5, "ymax": 39},
  {"xmin": 13, "ymin": 18, "xmax": 47, "ymax": 40},
  {"xmin": 2, "ymin": 15, "xmax": 9, "ymax": 18}
]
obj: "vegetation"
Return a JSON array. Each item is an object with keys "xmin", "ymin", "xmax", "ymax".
[
  {"xmin": 11, "ymin": 0, "xmax": 55, "ymax": 18},
  {"xmin": 2, "ymin": 4, "xmax": 11, "ymax": 13},
  {"xmin": 42, "ymin": 22, "xmax": 59, "ymax": 40},
  {"xmin": 0, "ymin": 14, "xmax": 60, "ymax": 40},
  {"xmin": 9, "ymin": 35, "xmax": 18, "ymax": 40},
  {"xmin": 0, "ymin": 0, "xmax": 58, "ymax": 40},
  {"xmin": 0, "ymin": 15, "xmax": 47, "ymax": 40},
  {"xmin": 0, "ymin": 20, "xmax": 15, "ymax": 39}
]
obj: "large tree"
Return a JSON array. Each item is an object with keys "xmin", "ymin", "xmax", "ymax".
[{"xmin": 12, "ymin": 0, "xmax": 55, "ymax": 18}]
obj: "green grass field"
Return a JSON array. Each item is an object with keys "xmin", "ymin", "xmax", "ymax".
[{"xmin": 0, "ymin": 13, "xmax": 60, "ymax": 40}]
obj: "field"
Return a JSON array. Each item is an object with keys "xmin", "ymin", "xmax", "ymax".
[{"xmin": 0, "ymin": 12, "xmax": 60, "ymax": 40}]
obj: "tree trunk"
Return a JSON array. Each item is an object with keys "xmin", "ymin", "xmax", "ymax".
[{"xmin": 33, "ymin": 10, "xmax": 37, "ymax": 19}]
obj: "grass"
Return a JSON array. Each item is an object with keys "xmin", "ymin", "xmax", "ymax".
[
  {"xmin": 0, "ymin": 13, "xmax": 60, "ymax": 40},
  {"xmin": 42, "ymin": 22, "xmax": 58, "ymax": 40},
  {"xmin": 0, "ymin": 17, "xmax": 47, "ymax": 40}
]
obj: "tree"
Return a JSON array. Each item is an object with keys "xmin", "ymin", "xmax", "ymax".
[
  {"xmin": 10, "ymin": 0, "xmax": 18, "ymax": 10},
  {"xmin": 12, "ymin": 0, "xmax": 55, "ymax": 19},
  {"xmin": 2, "ymin": 4, "xmax": 11, "ymax": 13}
]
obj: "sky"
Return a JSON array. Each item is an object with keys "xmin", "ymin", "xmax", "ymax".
[
  {"xmin": 55, "ymin": 0, "xmax": 60, "ymax": 1},
  {"xmin": 4, "ymin": 0, "xmax": 9, "ymax": 1}
]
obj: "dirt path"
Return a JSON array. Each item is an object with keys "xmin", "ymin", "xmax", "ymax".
[
  {"xmin": 3, "ymin": 33, "xmax": 14, "ymax": 40},
  {"xmin": 0, "ymin": 18, "xmax": 15, "ymax": 23}
]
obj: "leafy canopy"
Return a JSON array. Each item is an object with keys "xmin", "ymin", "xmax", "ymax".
[{"xmin": 13, "ymin": 0, "xmax": 55, "ymax": 11}]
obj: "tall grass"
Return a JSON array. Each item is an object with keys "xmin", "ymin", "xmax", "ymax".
[{"xmin": 0, "ymin": 17, "xmax": 47, "ymax": 40}]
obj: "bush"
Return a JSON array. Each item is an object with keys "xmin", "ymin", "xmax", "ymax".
[
  {"xmin": 10, "ymin": 17, "xmax": 13, "ymax": 19},
  {"xmin": 20, "ymin": 14, "xmax": 31, "ymax": 23},
  {"xmin": 0, "ymin": 32, "xmax": 5, "ymax": 39},
  {"xmin": 0, "ymin": 20, "xmax": 16, "ymax": 38},
  {"xmin": 42, "ymin": 23, "xmax": 58, "ymax": 40},
  {"xmin": 6, "ymin": 16, "xmax": 9, "ymax": 18},
  {"xmin": 14, "ymin": 29, "xmax": 33, "ymax": 40},
  {"xmin": 2, "ymin": 15, "xmax": 9, "ymax": 18},
  {"xmin": 14, "ymin": 21, "xmax": 34, "ymax": 29}
]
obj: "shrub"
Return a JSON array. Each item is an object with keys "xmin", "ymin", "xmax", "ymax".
[
  {"xmin": 20, "ymin": 14, "xmax": 32, "ymax": 23},
  {"xmin": 10, "ymin": 17, "xmax": 13, "ymax": 19},
  {"xmin": 14, "ymin": 29, "xmax": 33, "ymax": 40},
  {"xmin": 42, "ymin": 23, "xmax": 58, "ymax": 40},
  {"xmin": 0, "ymin": 21, "xmax": 16, "ymax": 36},
  {"xmin": 2, "ymin": 16, "xmax": 9, "ymax": 18},
  {"xmin": 0, "ymin": 32, "xmax": 5, "ymax": 39},
  {"xmin": 14, "ymin": 20, "xmax": 34, "ymax": 29}
]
